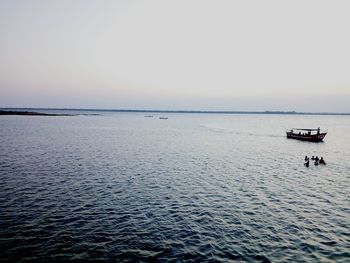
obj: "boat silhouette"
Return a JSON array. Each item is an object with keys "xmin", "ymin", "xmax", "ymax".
[{"xmin": 286, "ymin": 128, "xmax": 327, "ymax": 142}]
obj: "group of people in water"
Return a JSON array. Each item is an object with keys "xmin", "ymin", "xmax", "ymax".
[{"xmin": 304, "ymin": 155, "xmax": 326, "ymax": 167}]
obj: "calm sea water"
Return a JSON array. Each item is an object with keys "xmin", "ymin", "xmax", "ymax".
[{"xmin": 0, "ymin": 112, "xmax": 349, "ymax": 262}]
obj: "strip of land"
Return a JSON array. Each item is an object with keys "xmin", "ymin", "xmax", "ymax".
[
  {"xmin": 1, "ymin": 108, "xmax": 349, "ymax": 116},
  {"xmin": 0, "ymin": 110, "xmax": 72, "ymax": 116}
]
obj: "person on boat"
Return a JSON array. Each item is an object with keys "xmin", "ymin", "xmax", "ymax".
[
  {"xmin": 317, "ymin": 127, "xmax": 320, "ymax": 134},
  {"xmin": 304, "ymin": 160, "xmax": 310, "ymax": 167},
  {"xmin": 319, "ymin": 157, "xmax": 326, "ymax": 165}
]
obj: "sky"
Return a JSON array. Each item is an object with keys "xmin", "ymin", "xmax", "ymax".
[{"xmin": 0, "ymin": 0, "xmax": 349, "ymax": 112}]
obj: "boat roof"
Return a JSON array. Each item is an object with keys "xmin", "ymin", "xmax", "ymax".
[{"xmin": 291, "ymin": 128, "xmax": 320, "ymax": 131}]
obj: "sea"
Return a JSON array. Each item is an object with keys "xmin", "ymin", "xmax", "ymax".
[{"xmin": 0, "ymin": 111, "xmax": 349, "ymax": 262}]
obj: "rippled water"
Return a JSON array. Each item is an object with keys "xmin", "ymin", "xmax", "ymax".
[{"xmin": 1, "ymin": 113, "xmax": 349, "ymax": 262}]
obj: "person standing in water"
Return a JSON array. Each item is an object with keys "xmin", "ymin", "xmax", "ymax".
[{"xmin": 319, "ymin": 157, "xmax": 326, "ymax": 165}]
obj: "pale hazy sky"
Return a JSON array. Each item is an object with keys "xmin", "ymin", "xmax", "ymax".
[{"xmin": 1, "ymin": 0, "xmax": 349, "ymax": 112}]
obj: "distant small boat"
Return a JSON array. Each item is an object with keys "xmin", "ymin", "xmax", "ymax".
[
  {"xmin": 159, "ymin": 117, "xmax": 168, "ymax": 119},
  {"xmin": 286, "ymin": 128, "xmax": 327, "ymax": 142},
  {"xmin": 144, "ymin": 115, "xmax": 153, "ymax": 118}
]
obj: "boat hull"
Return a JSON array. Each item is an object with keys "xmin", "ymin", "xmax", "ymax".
[{"xmin": 286, "ymin": 132, "xmax": 327, "ymax": 142}]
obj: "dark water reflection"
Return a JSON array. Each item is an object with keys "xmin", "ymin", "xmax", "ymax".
[{"xmin": 0, "ymin": 113, "xmax": 349, "ymax": 262}]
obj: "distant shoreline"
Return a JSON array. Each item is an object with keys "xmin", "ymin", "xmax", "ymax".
[
  {"xmin": 1, "ymin": 108, "xmax": 350, "ymax": 116},
  {"xmin": 0, "ymin": 110, "xmax": 73, "ymax": 116}
]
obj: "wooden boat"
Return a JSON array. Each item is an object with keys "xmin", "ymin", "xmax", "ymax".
[
  {"xmin": 286, "ymin": 128, "xmax": 327, "ymax": 142},
  {"xmin": 159, "ymin": 117, "xmax": 168, "ymax": 119}
]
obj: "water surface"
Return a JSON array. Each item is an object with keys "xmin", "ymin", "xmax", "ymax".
[{"xmin": 0, "ymin": 113, "xmax": 349, "ymax": 262}]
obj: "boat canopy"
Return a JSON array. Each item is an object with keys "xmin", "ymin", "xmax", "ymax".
[{"xmin": 291, "ymin": 128, "xmax": 320, "ymax": 131}]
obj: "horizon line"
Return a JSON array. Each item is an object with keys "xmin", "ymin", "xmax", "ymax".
[{"xmin": 1, "ymin": 107, "xmax": 350, "ymax": 116}]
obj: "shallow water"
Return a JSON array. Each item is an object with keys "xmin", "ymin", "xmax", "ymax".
[{"xmin": 0, "ymin": 113, "xmax": 349, "ymax": 262}]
